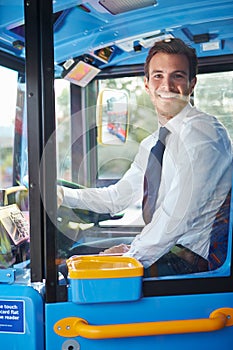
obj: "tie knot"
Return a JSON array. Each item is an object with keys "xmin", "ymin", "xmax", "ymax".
[{"xmin": 158, "ymin": 127, "xmax": 169, "ymax": 144}]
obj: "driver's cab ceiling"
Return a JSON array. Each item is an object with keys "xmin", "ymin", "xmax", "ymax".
[{"xmin": 0, "ymin": 0, "xmax": 233, "ymax": 76}]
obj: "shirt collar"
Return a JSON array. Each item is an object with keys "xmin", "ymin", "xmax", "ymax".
[{"xmin": 163, "ymin": 103, "xmax": 194, "ymax": 134}]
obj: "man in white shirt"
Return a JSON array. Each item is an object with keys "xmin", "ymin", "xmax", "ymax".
[{"xmin": 58, "ymin": 38, "xmax": 232, "ymax": 276}]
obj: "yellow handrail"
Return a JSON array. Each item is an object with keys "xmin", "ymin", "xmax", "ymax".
[
  {"xmin": 4, "ymin": 186, "xmax": 27, "ymax": 195},
  {"xmin": 2, "ymin": 186, "xmax": 27, "ymax": 205},
  {"xmin": 54, "ymin": 307, "xmax": 233, "ymax": 339}
]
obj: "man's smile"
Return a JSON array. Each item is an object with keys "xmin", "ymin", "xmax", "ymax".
[{"xmin": 155, "ymin": 91, "xmax": 188, "ymax": 102}]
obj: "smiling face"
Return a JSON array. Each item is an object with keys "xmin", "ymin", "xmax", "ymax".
[{"xmin": 144, "ymin": 52, "xmax": 196, "ymax": 125}]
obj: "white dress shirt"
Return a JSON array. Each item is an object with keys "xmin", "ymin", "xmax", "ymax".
[{"xmin": 62, "ymin": 104, "xmax": 232, "ymax": 268}]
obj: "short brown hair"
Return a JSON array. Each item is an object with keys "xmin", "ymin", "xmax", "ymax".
[{"xmin": 144, "ymin": 38, "xmax": 198, "ymax": 81}]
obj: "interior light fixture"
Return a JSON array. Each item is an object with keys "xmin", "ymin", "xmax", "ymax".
[{"xmin": 99, "ymin": 0, "xmax": 157, "ymax": 15}]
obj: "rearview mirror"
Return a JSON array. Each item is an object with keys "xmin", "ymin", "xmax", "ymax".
[{"xmin": 97, "ymin": 89, "xmax": 129, "ymax": 145}]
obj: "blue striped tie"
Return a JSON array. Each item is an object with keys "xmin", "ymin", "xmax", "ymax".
[{"xmin": 142, "ymin": 127, "xmax": 169, "ymax": 224}]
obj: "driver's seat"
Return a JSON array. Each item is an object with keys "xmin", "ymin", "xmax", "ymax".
[{"xmin": 208, "ymin": 190, "xmax": 231, "ymax": 270}]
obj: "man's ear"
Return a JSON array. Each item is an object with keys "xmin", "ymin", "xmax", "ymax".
[
  {"xmin": 144, "ymin": 76, "xmax": 150, "ymax": 94},
  {"xmin": 190, "ymin": 77, "xmax": 197, "ymax": 94}
]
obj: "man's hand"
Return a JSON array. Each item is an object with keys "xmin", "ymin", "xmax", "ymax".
[
  {"xmin": 57, "ymin": 185, "xmax": 64, "ymax": 208},
  {"xmin": 99, "ymin": 243, "xmax": 130, "ymax": 255}
]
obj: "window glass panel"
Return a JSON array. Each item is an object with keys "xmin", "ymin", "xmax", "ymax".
[
  {"xmin": 0, "ymin": 66, "xmax": 30, "ymax": 272},
  {"xmin": 193, "ymin": 72, "xmax": 233, "ymax": 278},
  {"xmin": 194, "ymin": 71, "xmax": 233, "ymax": 138},
  {"xmin": 96, "ymin": 76, "xmax": 156, "ymax": 228},
  {"xmin": 55, "ymin": 79, "xmax": 71, "ymax": 181},
  {"xmin": 98, "ymin": 71, "xmax": 233, "ymax": 182},
  {"xmin": 0, "ymin": 66, "xmax": 18, "ymax": 188},
  {"xmin": 97, "ymin": 77, "xmax": 155, "ymax": 180}
]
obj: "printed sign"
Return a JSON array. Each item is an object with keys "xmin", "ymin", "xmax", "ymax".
[{"xmin": 0, "ymin": 300, "xmax": 25, "ymax": 333}]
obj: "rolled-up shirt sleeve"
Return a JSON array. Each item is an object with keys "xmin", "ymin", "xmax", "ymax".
[{"xmin": 62, "ymin": 138, "xmax": 150, "ymax": 215}]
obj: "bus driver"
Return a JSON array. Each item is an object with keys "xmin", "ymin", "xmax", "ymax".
[{"xmin": 57, "ymin": 38, "xmax": 232, "ymax": 276}]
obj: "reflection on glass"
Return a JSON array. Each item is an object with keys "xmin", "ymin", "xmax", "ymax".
[{"xmin": 97, "ymin": 89, "xmax": 129, "ymax": 145}]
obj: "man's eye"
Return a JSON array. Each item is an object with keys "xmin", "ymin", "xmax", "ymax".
[
  {"xmin": 174, "ymin": 74, "xmax": 185, "ymax": 79},
  {"xmin": 153, "ymin": 74, "xmax": 163, "ymax": 79}
]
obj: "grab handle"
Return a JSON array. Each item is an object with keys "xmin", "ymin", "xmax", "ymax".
[{"xmin": 54, "ymin": 307, "xmax": 233, "ymax": 339}]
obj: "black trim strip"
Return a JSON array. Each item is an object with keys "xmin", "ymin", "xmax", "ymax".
[
  {"xmin": 143, "ymin": 274, "xmax": 233, "ymax": 297},
  {"xmin": 0, "ymin": 50, "xmax": 24, "ymax": 72},
  {"xmin": 97, "ymin": 54, "xmax": 233, "ymax": 79}
]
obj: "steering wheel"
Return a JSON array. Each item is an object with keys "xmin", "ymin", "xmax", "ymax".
[{"xmin": 57, "ymin": 178, "xmax": 123, "ymax": 224}]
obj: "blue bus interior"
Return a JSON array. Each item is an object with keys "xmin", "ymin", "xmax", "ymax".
[{"xmin": 0, "ymin": 1, "xmax": 233, "ymax": 349}]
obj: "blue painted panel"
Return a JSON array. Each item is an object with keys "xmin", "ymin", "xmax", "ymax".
[
  {"xmin": 46, "ymin": 292, "xmax": 233, "ymax": 350},
  {"xmin": 0, "ymin": 284, "xmax": 44, "ymax": 350}
]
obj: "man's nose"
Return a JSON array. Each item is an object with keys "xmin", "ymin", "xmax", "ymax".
[{"xmin": 160, "ymin": 76, "xmax": 174, "ymax": 90}]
